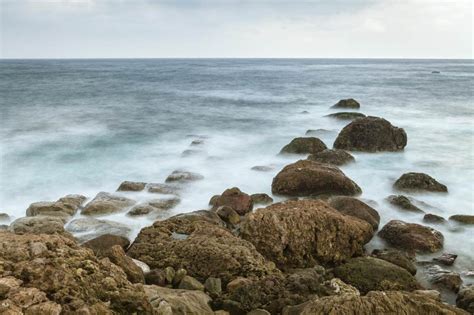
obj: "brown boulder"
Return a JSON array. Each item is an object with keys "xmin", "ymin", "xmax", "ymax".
[
  {"xmin": 127, "ymin": 212, "xmax": 276, "ymax": 284},
  {"xmin": 117, "ymin": 181, "xmax": 146, "ymax": 191},
  {"xmin": 26, "ymin": 194, "xmax": 86, "ymax": 219},
  {"xmin": 307, "ymin": 149, "xmax": 355, "ymax": 166},
  {"xmin": 328, "ymin": 196, "xmax": 380, "ymax": 230},
  {"xmin": 394, "ymin": 172, "xmax": 448, "ymax": 192},
  {"xmin": 8, "ymin": 216, "xmax": 67, "ymax": 235},
  {"xmin": 250, "ymin": 193, "xmax": 273, "ymax": 205},
  {"xmin": 272, "ymin": 160, "xmax": 361, "ymax": 197},
  {"xmin": 239, "ymin": 200, "xmax": 373, "ymax": 269},
  {"xmin": 101, "ymin": 245, "xmax": 145, "ymax": 284},
  {"xmin": 82, "ymin": 234, "xmax": 130, "ymax": 255},
  {"xmin": 211, "ymin": 187, "xmax": 253, "ymax": 215},
  {"xmin": 378, "ymin": 220, "xmax": 444, "ymax": 253},
  {"xmin": 333, "ymin": 116, "xmax": 407, "ymax": 152},
  {"xmin": 331, "ymin": 98, "xmax": 360, "ymax": 109},
  {"xmin": 81, "ymin": 192, "xmax": 136, "ymax": 216},
  {"xmin": 449, "ymin": 215, "xmax": 474, "ymax": 225},
  {"xmin": 423, "ymin": 213, "xmax": 447, "ymax": 224},
  {"xmin": 280, "ymin": 137, "xmax": 327, "ymax": 155},
  {"xmin": 386, "ymin": 195, "xmax": 425, "ymax": 213}
]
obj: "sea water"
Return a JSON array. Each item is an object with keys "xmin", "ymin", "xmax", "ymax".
[{"xmin": 1, "ymin": 59, "xmax": 473, "ymax": 296}]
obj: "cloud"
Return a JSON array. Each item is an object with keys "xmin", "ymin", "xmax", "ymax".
[{"xmin": 1, "ymin": 0, "xmax": 472, "ymax": 58}]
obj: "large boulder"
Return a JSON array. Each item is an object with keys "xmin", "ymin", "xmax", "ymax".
[
  {"xmin": 271, "ymin": 160, "xmax": 362, "ymax": 197},
  {"xmin": 333, "ymin": 116, "xmax": 407, "ymax": 152},
  {"xmin": 239, "ymin": 200, "xmax": 373, "ymax": 269},
  {"xmin": 328, "ymin": 196, "xmax": 380, "ymax": 230},
  {"xmin": 307, "ymin": 149, "xmax": 355, "ymax": 166},
  {"xmin": 378, "ymin": 220, "xmax": 444, "ymax": 253},
  {"xmin": 280, "ymin": 137, "xmax": 327, "ymax": 155},
  {"xmin": 8, "ymin": 216, "xmax": 67, "ymax": 235},
  {"xmin": 0, "ymin": 231, "xmax": 152, "ymax": 314},
  {"xmin": 127, "ymin": 212, "xmax": 277, "ymax": 284},
  {"xmin": 145, "ymin": 285, "xmax": 214, "ymax": 315},
  {"xmin": 81, "ymin": 192, "xmax": 136, "ymax": 216},
  {"xmin": 394, "ymin": 172, "xmax": 448, "ymax": 192},
  {"xmin": 283, "ymin": 291, "xmax": 468, "ymax": 315},
  {"xmin": 331, "ymin": 98, "xmax": 360, "ymax": 109},
  {"xmin": 333, "ymin": 257, "xmax": 421, "ymax": 294},
  {"xmin": 26, "ymin": 194, "xmax": 86, "ymax": 219},
  {"xmin": 210, "ymin": 187, "xmax": 253, "ymax": 215}
]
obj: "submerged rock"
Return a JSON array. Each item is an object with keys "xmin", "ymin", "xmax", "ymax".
[
  {"xmin": 333, "ymin": 257, "xmax": 421, "ymax": 294},
  {"xmin": 147, "ymin": 183, "xmax": 181, "ymax": 195},
  {"xmin": 211, "ymin": 187, "xmax": 253, "ymax": 215},
  {"xmin": 394, "ymin": 172, "xmax": 448, "ymax": 192},
  {"xmin": 426, "ymin": 264, "xmax": 463, "ymax": 293},
  {"xmin": 280, "ymin": 137, "xmax": 327, "ymax": 155},
  {"xmin": 328, "ymin": 196, "xmax": 380, "ymax": 230},
  {"xmin": 326, "ymin": 112, "xmax": 366, "ymax": 120},
  {"xmin": 307, "ymin": 149, "xmax": 355, "ymax": 166},
  {"xmin": 433, "ymin": 253, "xmax": 458, "ymax": 266},
  {"xmin": 116, "ymin": 180, "xmax": 146, "ymax": 191},
  {"xmin": 251, "ymin": 165, "xmax": 275, "ymax": 172},
  {"xmin": 127, "ymin": 212, "xmax": 276, "ymax": 284},
  {"xmin": 26, "ymin": 194, "xmax": 86, "ymax": 219},
  {"xmin": 81, "ymin": 192, "xmax": 135, "ymax": 216},
  {"xmin": 305, "ymin": 129, "xmax": 334, "ymax": 136},
  {"xmin": 333, "ymin": 116, "xmax": 407, "ymax": 152},
  {"xmin": 165, "ymin": 170, "xmax": 204, "ymax": 183},
  {"xmin": 386, "ymin": 195, "xmax": 425, "ymax": 213},
  {"xmin": 271, "ymin": 160, "xmax": 361, "ymax": 197},
  {"xmin": 127, "ymin": 197, "xmax": 180, "ymax": 217},
  {"xmin": 449, "ymin": 215, "xmax": 474, "ymax": 225},
  {"xmin": 371, "ymin": 249, "xmax": 417, "ymax": 275},
  {"xmin": 250, "ymin": 193, "xmax": 273, "ymax": 205},
  {"xmin": 423, "ymin": 213, "xmax": 447, "ymax": 224},
  {"xmin": 0, "ymin": 213, "xmax": 9, "ymax": 222},
  {"xmin": 378, "ymin": 220, "xmax": 444, "ymax": 253},
  {"xmin": 331, "ymin": 98, "xmax": 360, "ymax": 109},
  {"xmin": 239, "ymin": 200, "xmax": 373, "ymax": 269},
  {"xmin": 66, "ymin": 217, "xmax": 132, "ymax": 243}
]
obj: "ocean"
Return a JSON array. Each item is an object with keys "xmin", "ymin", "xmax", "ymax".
[{"xmin": 1, "ymin": 58, "xmax": 473, "ymax": 297}]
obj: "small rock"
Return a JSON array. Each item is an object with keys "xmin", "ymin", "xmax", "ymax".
[
  {"xmin": 449, "ymin": 215, "xmax": 474, "ymax": 225},
  {"xmin": 82, "ymin": 234, "xmax": 130, "ymax": 255},
  {"xmin": 211, "ymin": 187, "xmax": 253, "ymax": 215},
  {"xmin": 116, "ymin": 181, "xmax": 146, "ymax": 192},
  {"xmin": 394, "ymin": 172, "xmax": 448, "ymax": 193},
  {"xmin": 181, "ymin": 149, "xmax": 204, "ymax": 157},
  {"xmin": 386, "ymin": 195, "xmax": 425, "ymax": 213},
  {"xmin": 102, "ymin": 245, "xmax": 145, "ymax": 284},
  {"xmin": 26, "ymin": 194, "xmax": 86, "ymax": 219},
  {"xmin": 305, "ymin": 129, "xmax": 334, "ymax": 136},
  {"xmin": 307, "ymin": 149, "xmax": 355, "ymax": 166},
  {"xmin": 433, "ymin": 253, "xmax": 458, "ymax": 266},
  {"xmin": 148, "ymin": 197, "xmax": 180, "ymax": 210},
  {"xmin": 179, "ymin": 275, "xmax": 204, "ymax": 291},
  {"xmin": 331, "ymin": 98, "xmax": 360, "ymax": 109},
  {"xmin": 190, "ymin": 139, "xmax": 204, "ymax": 146},
  {"xmin": 413, "ymin": 289, "xmax": 441, "ymax": 301},
  {"xmin": 204, "ymin": 277, "xmax": 222, "ymax": 296},
  {"xmin": 127, "ymin": 204, "xmax": 157, "ymax": 216},
  {"xmin": 300, "ymin": 110, "xmax": 310, "ymax": 114},
  {"xmin": 250, "ymin": 165, "xmax": 274, "ymax": 172},
  {"xmin": 423, "ymin": 213, "xmax": 446, "ymax": 224},
  {"xmin": 144, "ymin": 285, "xmax": 213, "ymax": 314},
  {"xmin": 132, "ymin": 258, "xmax": 150, "ymax": 275},
  {"xmin": 426, "ymin": 264, "xmax": 462, "ymax": 293},
  {"xmin": 250, "ymin": 193, "xmax": 273, "ymax": 205},
  {"xmin": 164, "ymin": 266, "xmax": 176, "ymax": 283},
  {"xmin": 280, "ymin": 137, "xmax": 327, "ymax": 155},
  {"xmin": 165, "ymin": 170, "xmax": 204, "ymax": 183},
  {"xmin": 215, "ymin": 206, "xmax": 241, "ymax": 226},
  {"xmin": 173, "ymin": 268, "xmax": 187, "ymax": 286},
  {"xmin": 326, "ymin": 112, "xmax": 366, "ymax": 120}
]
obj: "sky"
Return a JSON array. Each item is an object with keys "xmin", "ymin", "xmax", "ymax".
[{"xmin": 0, "ymin": 0, "xmax": 472, "ymax": 59}]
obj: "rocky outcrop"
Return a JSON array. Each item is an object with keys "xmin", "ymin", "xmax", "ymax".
[
  {"xmin": 283, "ymin": 291, "xmax": 468, "ymax": 315},
  {"xmin": 250, "ymin": 193, "xmax": 273, "ymax": 205},
  {"xmin": 272, "ymin": 160, "xmax": 361, "ymax": 197},
  {"xmin": 81, "ymin": 192, "xmax": 136, "ymax": 216},
  {"xmin": 333, "ymin": 257, "xmax": 420, "ymax": 294},
  {"xmin": 449, "ymin": 215, "xmax": 474, "ymax": 225},
  {"xmin": 165, "ymin": 170, "xmax": 204, "ymax": 183},
  {"xmin": 326, "ymin": 112, "xmax": 366, "ymax": 120},
  {"xmin": 26, "ymin": 194, "xmax": 86, "ymax": 219},
  {"xmin": 328, "ymin": 196, "xmax": 380, "ymax": 230},
  {"xmin": 371, "ymin": 249, "xmax": 417, "ymax": 275},
  {"xmin": 211, "ymin": 187, "xmax": 253, "ymax": 215},
  {"xmin": 0, "ymin": 231, "xmax": 152, "ymax": 314},
  {"xmin": 239, "ymin": 200, "xmax": 373, "ymax": 269},
  {"xmin": 66, "ymin": 217, "xmax": 131, "ymax": 243},
  {"xmin": 117, "ymin": 181, "xmax": 146, "ymax": 191},
  {"xmin": 333, "ymin": 116, "xmax": 407, "ymax": 152},
  {"xmin": 386, "ymin": 195, "xmax": 424, "ymax": 213},
  {"xmin": 307, "ymin": 149, "xmax": 355, "ymax": 166},
  {"xmin": 394, "ymin": 172, "xmax": 448, "ymax": 192},
  {"xmin": 127, "ymin": 212, "xmax": 276, "ymax": 284},
  {"xmin": 279, "ymin": 137, "xmax": 327, "ymax": 155},
  {"xmin": 378, "ymin": 220, "xmax": 444, "ymax": 253},
  {"xmin": 331, "ymin": 98, "xmax": 360, "ymax": 109},
  {"xmin": 9, "ymin": 216, "xmax": 67, "ymax": 235}
]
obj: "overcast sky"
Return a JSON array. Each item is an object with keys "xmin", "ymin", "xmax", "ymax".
[{"xmin": 1, "ymin": 0, "xmax": 472, "ymax": 59}]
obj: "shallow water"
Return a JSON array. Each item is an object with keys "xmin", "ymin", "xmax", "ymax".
[{"xmin": 1, "ymin": 59, "xmax": 473, "ymax": 297}]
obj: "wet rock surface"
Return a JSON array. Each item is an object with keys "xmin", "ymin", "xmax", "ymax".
[
  {"xmin": 328, "ymin": 196, "xmax": 380, "ymax": 230},
  {"xmin": 307, "ymin": 149, "xmax": 355, "ymax": 166},
  {"xmin": 211, "ymin": 187, "xmax": 253, "ymax": 215},
  {"xmin": 82, "ymin": 234, "xmax": 131, "ymax": 255},
  {"xmin": 424, "ymin": 213, "xmax": 447, "ymax": 224},
  {"xmin": 66, "ymin": 217, "xmax": 132, "ymax": 243},
  {"xmin": 26, "ymin": 194, "xmax": 86, "ymax": 219},
  {"xmin": 117, "ymin": 180, "xmax": 146, "ymax": 192},
  {"xmin": 165, "ymin": 170, "xmax": 204, "ymax": 183},
  {"xmin": 250, "ymin": 193, "xmax": 273, "ymax": 205},
  {"xmin": 326, "ymin": 112, "xmax": 366, "ymax": 120},
  {"xmin": 81, "ymin": 192, "xmax": 136, "ymax": 216},
  {"xmin": 371, "ymin": 249, "xmax": 417, "ymax": 275},
  {"xmin": 449, "ymin": 215, "xmax": 474, "ymax": 225},
  {"xmin": 280, "ymin": 137, "xmax": 327, "ymax": 155},
  {"xmin": 9, "ymin": 216, "xmax": 68, "ymax": 235},
  {"xmin": 331, "ymin": 98, "xmax": 360, "ymax": 109},
  {"xmin": 272, "ymin": 160, "xmax": 362, "ymax": 197},
  {"xmin": 387, "ymin": 194, "xmax": 425, "ymax": 213},
  {"xmin": 456, "ymin": 285, "xmax": 474, "ymax": 313},
  {"xmin": 394, "ymin": 172, "xmax": 448, "ymax": 192}
]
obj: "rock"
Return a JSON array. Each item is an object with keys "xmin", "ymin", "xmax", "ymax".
[
  {"xmin": 250, "ymin": 193, "xmax": 273, "ymax": 205},
  {"xmin": 433, "ymin": 253, "xmax": 458, "ymax": 266},
  {"xmin": 379, "ymin": 220, "xmax": 444, "ymax": 253},
  {"xmin": 101, "ymin": 245, "xmax": 145, "ymax": 284},
  {"xmin": 204, "ymin": 277, "xmax": 222, "ymax": 296},
  {"xmin": 0, "ymin": 213, "xmax": 10, "ymax": 222},
  {"xmin": 371, "ymin": 249, "xmax": 417, "ymax": 275},
  {"xmin": 426, "ymin": 264, "xmax": 463, "ymax": 292},
  {"xmin": 300, "ymin": 110, "xmax": 309, "ymax": 114},
  {"xmin": 449, "ymin": 215, "xmax": 474, "ymax": 225},
  {"xmin": 179, "ymin": 275, "xmax": 205, "ymax": 291},
  {"xmin": 305, "ymin": 129, "xmax": 334, "ymax": 136},
  {"xmin": 81, "ymin": 192, "xmax": 136, "ymax": 216},
  {"xmin": 271, "ymin": 160, "xmax": 361, "ymax": 197},
  {"xmin": 239, "ymin": 200, "xmax": 373, "ymax": 269},
  {"xmin": 328, "ymin": 196, "xmax": 380, "ymax": 230},
  {"xmin": 9, "ymin": 216, "xmax": 66, "ymax": 235},
  {"xmin": 284, "ymin": 291, "xmax": 467, "ymax": 315},
  {"xmin": 127, "ymin": 204, "xmax": 158, "ymax": 216},
  {"xmin": 132, "ymin": 259, "xmax": 150, "ymax": 275},
  {"xmin": 333, "ymin": 256, "xmax": 420, "ymax": 294},
  {"xmin": 0, "ymin": 231, "xmax": 152, "ymax": 313},
  {"xmin": 324, "ymin": 278, "xmax": 360, "ymax": 296},
  {"xmin": 226, "ymin": 277, "xmax": 253, "ymax": 292},
  {"xmin": 128, "ymin": 197, "xmax": 180, "ymax": 216},
  {"xmin": 394, "ymin": 172, "xmax": 448, "ymax": 192},
  {"xmin": 26, "ymin": 194, "xmax": 86, "ymax": 219},
  {"xmin": 66, "ymin": 217, "xmax": 131, "ymax": 243},
  {"xmin": 165, "ymin": 170, "xmax": 204, "ymax": 183},
  {"xmin": 326, "ymin": 112, "xmax": 366, "ymax": 120},
  {"xmin": 145, "ymin": 269, "xmax": 167, "ymax": 286},
  {"xmin": 173, "ymin": 268, "xmax": 187, "ymax": 286},
  {"xmin": 127, "ymin": 213, "xmax": 276, "ymax": 284},
  {"xmin": 414, "ymin": 289, "xmax": 442, "ymax": 301},
  {"xmin": 147, "ymin": 183, "xmax": 181, "ymax": 195},
  {"xmin": 424, "ymin": 213, "xmax": 447, "ymax": 223},
  {"xmin": 182, "ymin": 149, "xmax": 204, "ymax": 157},
  {"xmin": 171, "ymin": 210, "xmax": 227, "ymax": 227},
  {"xmin": 215, "ymin": 206, "xmax": 241, "ymax": 226},
  {"xmin": 386, "ymin": 195, "xmax": 425, "ymax": 213},
  {"xmin": 144, "ymin": 285, "xmax": 214, "ymax": 315},
  {"xmin": 331, "ymin": 98, "xmax": 360, "ymax": 109},
  {"xmin": 333, "ymin": 116, "xmax": 407, "ymax": 152},
  {"xmin": 251, "ymin": 165, "xmax": 274, "ymax": 172},
  {"xmin": 164, "ymin": 267, "xmax": 176, "ymax": 283},
  {"xmin": 82, "ymin": 234, "xmax": 130, "ymax": 255},
  {"xmin": 116, "ymin": 180, "xmax": 146, "ymax": 191},
  {"xmin": 191, "ymin": 139, "xmax": 205, "ymax": 146},
  {"xmin": 279, "ymin": 137, "xmax": 327, "ymax": 155},
  {"xmin": 307, "ymin": 149, "xmax": 355, "ymax": 166},
  {"xmin": 248, "ymin": 309, "xmax": 271, "ymax": 315},
  {"xmin": 432, "ymin": 71, "xmax": 441, "ymax": 74},
  {"xmin": 211, "ymin": 187, "xmax": 253, "ymax": 215},
  {"xmin": 457, "ymin": 285, "xmax": 474, "ymax": 313}
]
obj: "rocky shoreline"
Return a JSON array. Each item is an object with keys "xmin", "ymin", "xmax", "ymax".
[{"xmin": 1, "ymin": 99, "xmax": 473, "ymax": 314}]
